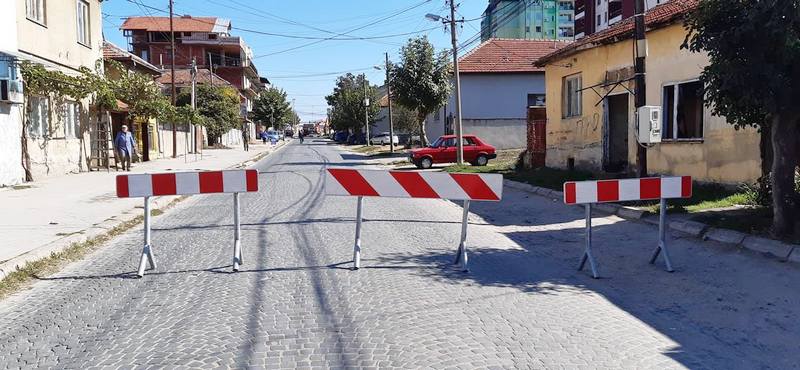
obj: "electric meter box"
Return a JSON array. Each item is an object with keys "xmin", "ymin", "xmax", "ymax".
[{"xmin": 637, "ymin": 106, "xmax": 662, "ymax": 144}]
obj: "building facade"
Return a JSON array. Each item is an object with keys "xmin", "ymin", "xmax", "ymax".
[
  {"xmin": 8, "ymin": 0, "xmax": 104, "ymax": 183},
  {"xmin": 536, "ymin": 0, "xmax": 760, "ymax": 184},
  {"xmin": 426, "ymin": 39, "xmax": 569, "ymax": 150},
  {"xmin": 120, "ymin": 16, "xmax": 264, "ymax": 126},
  {"xmin": 481, "ymin": 0, "xmax": 576, "ymax": 41},
  {"xmin": 574, "ymin": 0, "xmax": 665, "ymax": 38}
]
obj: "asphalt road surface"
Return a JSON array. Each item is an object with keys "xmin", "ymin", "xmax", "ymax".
[{"xmin": 1, "ymin": 139, "xmax": 798, "ymax": 369}]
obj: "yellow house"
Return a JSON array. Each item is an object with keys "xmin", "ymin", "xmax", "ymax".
[{"xmin": 535, "ymin": 0, "xmax": 760, "ymax": 184}]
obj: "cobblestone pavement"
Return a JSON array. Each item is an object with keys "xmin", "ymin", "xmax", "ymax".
[{"xmin": 1, "ymin": 139, "xmax": 798, "ymax": 369}]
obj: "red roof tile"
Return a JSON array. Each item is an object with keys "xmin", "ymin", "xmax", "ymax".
[
  {"xmin": 120, "ymin": 16, "xmax": 224, "ymax": 33},
  {"xmin": 459, "ymin": 39, "xmax": 572, "ymax": 73},
  {"xmin": 536, "ymin": 0, "xmax": 698, "ymax": 65},
  {"xmin": 102, "ymin": 41, "xmax": 161, "ymax": 74}
]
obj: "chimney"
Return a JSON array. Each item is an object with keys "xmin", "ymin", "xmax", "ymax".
[{"xmin": 181, "ymin": 15, "xmax": 192, "ymax": 19}]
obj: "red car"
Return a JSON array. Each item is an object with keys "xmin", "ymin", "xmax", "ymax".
[{"xmin": 409, "ymin": 135, "xmax": 497, "ymax": 169}]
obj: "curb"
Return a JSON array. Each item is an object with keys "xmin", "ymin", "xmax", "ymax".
[
  {"xmin": 502, "ymin": 179, "xmax": 800, "ymax": 264},
  {"xmin": 0, "ymin": 144, "xmax": 284, "ymax": 282}
]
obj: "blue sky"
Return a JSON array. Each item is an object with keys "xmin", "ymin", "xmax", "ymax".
[{"xmin": 102, "ymin": 0, "xmax": 488, "ymax": 121}]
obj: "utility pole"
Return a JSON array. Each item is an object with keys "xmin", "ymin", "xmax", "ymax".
[
  {"xmin": 190, "ymin": 57, "xmax": 197, "ymax": 159},
  {"xmin": 448, "ymin": 0, "xmax": 464, "ymax": 165},
  {"xmin": 634, "ymin": 0, "xmax": 648, "ymax": 177},
  {"xmin": 169, "ymin": 0, "xmax": 177, "ymax": 158},
  {"xmin": 385, "ymin": 52, "xmax": 395, "ymax": 153},
  {"xmin": 363, "ymin": 74, "xmax": 370, "ymax": 146}
]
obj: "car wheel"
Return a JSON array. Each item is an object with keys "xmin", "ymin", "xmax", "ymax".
[
  {"xmin": 475, "ymin": 154, "xmax": 489, "ymax": 166},
  {"xmin": 420, "ymin": 157, "xmax": 433, "ymax": 169}
]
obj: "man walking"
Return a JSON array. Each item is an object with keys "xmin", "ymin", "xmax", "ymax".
[
  {"xmin": 115, "ymin": 125, "xmax": 136, "ymax": 171},
  {"xmin": 242, "ymin": 124, "xmax": 250, "ymax": 152}
]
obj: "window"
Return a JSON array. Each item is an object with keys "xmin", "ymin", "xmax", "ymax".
[
  {"xmin": 443, "ymin": 138, "xmax": 457, "ymax": 147},
  {"xmin": 27, "ymin": 96, "xmax": 50, "ymax": 138},
  {"xmin": 662, "ymin": 80, "xmax": 704, "ymax": 140},
  {"xmin": 527, "ymin": 94, "xmax": 546, "ymax": 107},
  {"xmin": 597, "ymin": 14, "xmax": 601, "ymax": 26},
  {"xmin": 26, "ymin": 0, "xmax": 46, "ymax": 25},
  {"xmin": 140, "ymin": 49, "xmax": 149, "ymax": 61},
  {"xmin": 76, "ymin": 0, "xmax": 90, "ymax": 46},
  {"xmin": 562, "ymin": 74, "xmax": 582, "ymax": 118},
  {"xmin": 61, "ymin": 101, "xmax": 81, "ymax": 138},
  {"xmin": 535, "ymin": 26, "xmax": 542, "ymax": 33},
  {"xmin": 464, "ymin": 137, "xmax": 477, "ymax": 146}
]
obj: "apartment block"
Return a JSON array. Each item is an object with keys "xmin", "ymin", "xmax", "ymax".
[
  {"xmin": 575, "ymin": 0, "xmax": 665, "ymax": 38},
  {"xmin": 481, "ymin": 0, "xmax": 576, "ymax": 41}
]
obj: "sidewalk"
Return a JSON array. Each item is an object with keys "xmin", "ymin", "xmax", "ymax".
[{"xmin": 0, "ymin": 141, "xmax": 287, "ymax": 278}]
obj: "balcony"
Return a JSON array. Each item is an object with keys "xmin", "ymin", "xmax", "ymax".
[{"xmin": 182, "ymin": 33, "xmax": 243, "ymax": 47}]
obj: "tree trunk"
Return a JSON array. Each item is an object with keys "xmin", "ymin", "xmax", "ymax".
[
  {"xmin": 417, "ymin": 111, "xmax": 428, "ymax": 147},
  {"xmin": 759, "ymin": 121, "xmax": 773, "ymax": 203},
  {"xmin": 770, "ymin": 111, "xmax": 800, "ymax": 237}
]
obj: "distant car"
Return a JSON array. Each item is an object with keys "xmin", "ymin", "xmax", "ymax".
[
  {"xmin": 266, "ymin": 131, "xmax": 281, "ymax": 142},
  {"xmin": 369, "ymin": 132, "xmax": 399, "ymax": 145},
  {"xmin": 334, "ymin": 131, "xmax": 349, "ymax": 143},
  {"xmin": 347, "ymin": 133, "xmax": 366, "ymax": 145},
  {"xmin": 409, "ymin": 135, "xmax": 497, "ymax": 169}
]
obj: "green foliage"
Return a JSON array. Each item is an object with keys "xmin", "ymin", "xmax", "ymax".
[
  {"xmin": 19, "ymin": 61, "xmax": 89, "ymax": 101},
  {"xmin": 325, "ymin": 73, "xmax": 381, "ymax": 133},
  {"xmin": 390, "ymin": 36, "xmax": 452, "ymax": 143},
  {"xmin": 682, "ymin": 0, "xmax": 800, "ymax": 128},
  {"xmin": 181, "ymin": 85, "xmax": 241, "ymax": 143},
  {"xmin": 391, "ymin": 103, "xmax": 419, "ymax": 133},
  {"xmin": 252, "ymin": 87, "xmax": 292, "ymax": 129},
  {"xmin": 104, "ymin": 60, "xmax": 172, "ymax": 121}
]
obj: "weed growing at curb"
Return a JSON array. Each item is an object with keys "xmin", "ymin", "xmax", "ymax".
[{"xmin": 0, "ymin": 199, "xmax": 176, "ymax": 300}]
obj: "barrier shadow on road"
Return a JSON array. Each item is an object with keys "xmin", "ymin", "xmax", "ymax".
[{"xmin": 149, "ymin": 217, "xmax": 489, "ymax": 232}]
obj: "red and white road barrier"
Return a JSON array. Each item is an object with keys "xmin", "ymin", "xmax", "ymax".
[
  {"xmin": 116, "ymin": 169, "xmax": 259, "ymax": 277},
  {"xmin": 562, "ymin": 176, "xmax": 692, "ymax": 278},
  {"xmin": 325, "ymin": 168, "xmax": 503, "ymax": 271}
]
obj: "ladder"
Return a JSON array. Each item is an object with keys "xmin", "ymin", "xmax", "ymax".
[{"xmin": 89, "ymin": 112, "xmax": 116, "ymax": 171}]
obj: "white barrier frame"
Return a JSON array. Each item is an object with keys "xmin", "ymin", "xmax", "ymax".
[
  {"xmin": 136, "ymin": 192, "xmax": 244, "ymax": 277},
  {"xmin": 350, "ymin": 197, "xmax": 472, "ymax": 272}
]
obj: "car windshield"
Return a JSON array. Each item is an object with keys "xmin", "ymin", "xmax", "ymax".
[{"xmin": 429, "ymin": 137, "xmax": 444, "ymax": 147}]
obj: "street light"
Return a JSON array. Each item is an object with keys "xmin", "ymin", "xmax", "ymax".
[{"xmin": 426, "ymin": 2, "xmax": 465, "ymax": 165}]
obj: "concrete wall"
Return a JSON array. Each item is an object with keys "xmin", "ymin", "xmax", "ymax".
[
  {"xmin": 0, "ymin": 104, "xmax": 24, "ymax": 186},
  {"xmin": 425, "ymin": 72, "xmax": 545, "ymax": 149},
  {"xmin": 543, "ymin": 22, "xmax": 760, "ymax": 184}
]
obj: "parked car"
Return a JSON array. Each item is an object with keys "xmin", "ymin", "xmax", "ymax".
[
  {"xmin": 369, "ymin": 132, "xmax": 399, "ymax": 145},
  {"xmin": 265, "ymin": 131, "xmax": 281, "ymax": 142},
  {"xmin": 347, "ymin": 133, "xmax": 366, "ymax": 145},
  {"xmin": 409, "ymin": 135, "xmax": 497, "ymax": 169},
  {"xmin": 334, "ymin": 131, "xmax": 349, "ymax": 143}
]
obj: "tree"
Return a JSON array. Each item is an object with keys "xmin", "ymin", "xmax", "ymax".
[
  {"xmin": 683, "ymin": 0, "xmax": 800, "ymax": 237},
  {"xmin": 178, "ymin": 85, "xmax": 240, "ymax": 145},
  {"xmin": 325, "ymin": 73, "xmax": 381, "ymax": 134},
  {"xmin": 391, "ymin": 103, "xmax": 419, "ymax": 133},
  {"xmin": 390, "ymin": 36, "xmax": 452, "ymax": 145},
  {"xmin": 252, "ymin": 87, "xmax": 291, "ymax": 130}
]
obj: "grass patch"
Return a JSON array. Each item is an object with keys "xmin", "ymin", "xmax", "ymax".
[
  {"xmin": 0, "ymin": 198, "xmax": 176, "ymax": 300},
  {"xmin": 349, "ymin": 145, "xmax": 406, "ymax": 157},
  {"xmin": 445, "ymin": 149, "xmax": 595, "ymax": 191},
  {"xmin": 624, "ymin": 183, "xmax": 755, "ymax": 214}
]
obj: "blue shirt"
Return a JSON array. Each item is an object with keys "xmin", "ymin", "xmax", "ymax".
[{"xmin": 115, "ymin": 131, "xmax": 135, "ymax": 154}]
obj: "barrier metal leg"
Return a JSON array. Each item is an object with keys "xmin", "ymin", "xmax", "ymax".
[
  {"xmin": 353, "ymin": 196, "xmax": 364, "ymax": 270},
  {"xmin": 578, "ymin": 204, "xmax": 599, "ymax": 279},
  {"xmin": 649, "ymin": 198, "xmax": 675, "ymax": 272},
  {"xmin": 453, "ymin": 200, "xmax": 470, "ymax": 272},
  {"xmin": 233, "ymin": 192, "xmax": 242, "ymax": 272},
  {"xmin": 137, "ymin": 196, "xmax": 156, "ymax": 277}
]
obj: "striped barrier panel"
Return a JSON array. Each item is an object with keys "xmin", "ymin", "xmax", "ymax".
[
  {"xmin": 325, "ymin": 168, "xmax": 503, "ymax": 271},
  {"xmin": 562, "ymin": 176, "xmax": 693, "ymax": 278},
  {"xmin": 116, "ymin": 169, "xmax": 259, "ymax": 277}
]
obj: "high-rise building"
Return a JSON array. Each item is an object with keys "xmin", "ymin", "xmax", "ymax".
[
  {"xmin": 480, "ymin": 0, "xmax": 576, "ymax": 41},
  {"xmin": 574, "ymin": 0, "xmax": 665, "ymax": 38}
]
